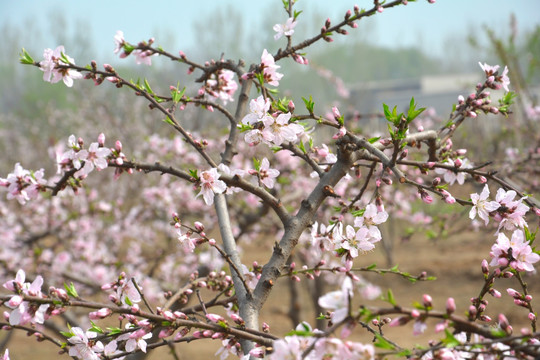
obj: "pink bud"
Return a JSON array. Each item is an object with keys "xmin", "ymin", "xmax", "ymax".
[
  {"xmin": 194, "ymin": 221, "xmax": 204, "ymax": 232},
  {"xmin": 411, "ymin": 309, "xmax": 420, "ymax": 318},
  {"xmin": 489, "ymin": 288, "xmax": 501, "ymax": 298},
  {"xmin": 481, "ymin": 259, "xmax": 489, "ymax": 274},
  {"xmin": 528, "ymin": 312, "xmax": 536, "ymax": 321},
  {"xmin": 446, "ymin": 297, "xmax": 456, "ymax": 314},
  {"xmin": 98, "ymin": 133, "xmax": 105, "ymax": 146},
  {"xmin": 115, "ymin": 140, "xmax": 122, "ymax": 152},
  {"xmin": 454, "ymin": 158, "xmax": 462, "ymax": 168},
  {"xmin": 423, "ymin": 294, "xmax": 433, "ymax": 308},
  {"xmin": 507, "ymin": 288, "xmax": 522, "ymax": 299},
  {"xmin": 262, "ymin": 322, "xmax": 270, "ymax": 332},
  {"xmin": 332, "ymin": 106, "xmax": 341, "ymax": 120},
  {"xmin": 206, "ymin": 313, "xmax": 225, "ymax": 323}
]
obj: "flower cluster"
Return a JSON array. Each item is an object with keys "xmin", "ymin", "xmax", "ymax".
[
  {"xmin": 0, "ymin": 163, "xmax": 47, "ymax": 204},
  {"xmin": 469, "ymin": 186, "xmax": 539, "ymax": 273},
  {"xmin": 241, "ymin": 95, "xmax": 305, "ymax": 146},
  {"xmin": 331, "ymin": 204, "xmax": 389, "ymax": 269},
  {"xmin": 2, "ymin": 269, "xmax": 49, "ymax": 326},
  {"xmin": 203, "ymin": 69, "xmax": 238, "ymax": 104},
  {"xmin": 58, "ymin": 134, "xmax": 112, "ymax": 178}
]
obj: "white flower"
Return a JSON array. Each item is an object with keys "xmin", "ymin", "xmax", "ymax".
[
  {"xmin": 273, "ymin": 17, "xmax": 297, "ymax": 40},
  {"xmin": 198, "ymin": 168, "xmax": 227, "ymax": 205},
  {"xmin": 469, "ymin": 185, "xmax": 500, "ymax": 226},
  {"xmin": 68, "ymin": 327, "xmax": 101, "ymax": 360},
  {"xmin": 318, "ymin": 277, "xmax": 353, "ymax": 323},
  {"xmin": 354, "ymin": 204, "xmax": 388, "ymax": 241}
]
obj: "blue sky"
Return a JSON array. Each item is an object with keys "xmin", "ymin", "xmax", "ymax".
[{"xmin": 1, "ymin": 1, "xmax": 539, "ymax": 63}]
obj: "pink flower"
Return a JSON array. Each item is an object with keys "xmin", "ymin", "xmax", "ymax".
[
  {"xmin": 1, "ymin": 349, "xmax": 9, "ymax": 360},
  {"xmin": 40, "ymin": 46, "xmax": 82, "ymax": 87},
  {"xmin": 116, "ymin": 277, "xmax": 142, "ymax": 306},
  {"xmin": 490, "ymin": 230, "xmax": 540, "ymax": 272},
  {"xmin": 261, "ymin": 112, "xmax": 304, "ymax": 145},
  {"xmin": 260, "ymin": 49, "xmax": 283, "ymax": 86},
  {"xmin": 435, "ymin": 158, "xmax": 470, "ymax": 185},
  {"xmin": 205, "ymin": 69, "xmax": 238, "ymax": 104},
  {"xmin": 495, "ymin": 188, "xmax": 529, "ymax": 233},
  {"xmin": 198, "ymin": 168, "xmax": 227, "ymax": 205},
  {"xmin": 118, "ymin": 326, "xmax": 152, "ymax": 353},
  {"xmin": 0, "ymin": 163, "xmax": 31, "ymax": 204},
  {"xmin": 257, "ymin": 158, "xmax": 280, "ymax": 189},
  {"xmin": 242, "ymin": 95, "xmax": 272, "ymax": 125},
  {"xmin": 353, "ymin": 204, "xmax": 388, "ymax": 240},
  {"xmin": 273, "ymin": 17, "xmax": 297, "ymax": 40},
  {"xmin": 68, "ymin": 327, "xmax": 101, "ymax": 360},
  {"xmin": 75, "ymin": 142, "xmax": 111, "ymax": 177},
  {"xmin": 132, "ymin": 49, "xmax": 155, "ymax": 66},
  {"xmin": 469, "ymin": 185, "xmax": 500, "ymax": 226},
  {"xmin": 336, "ymin": 225, "xmax": 377, "ymax": 259}
]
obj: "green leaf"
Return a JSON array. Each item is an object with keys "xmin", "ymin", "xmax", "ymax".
[
  {"xmin": 124, "ymin": 295, "xmax": 133, "ymax": 306},
  {"xmin": 385, "ymin": 289, "xmax": 397, "ymax": 306},
  {"xmin": 19, "ymin": 48, "xmax": 35, "ymax": 65},
  {"xmin": 144, "ymin": 78, "xmax": 154, "ymax": 94},
  {"xmin": 89, "ymin": 320, "xmax": 104, "ymax": 334},
  {"xmin": 302, "ymin": 96, "xmax": 314, "ymax": 113},
  {"xmin": 64, "ymin": 282, "xmax": 79, "ymax": 298},
  {"xmin": 374, "ymin": 333, "xmax": 396, "ymax": 350},
  {"xmin": 366, "ymin": 263, "xmax": 377, "ymax": 270},
  {"xmin": 123, "ymin": 43, "xmax": 135, "ymax": 53},
  {"xmin": 60, "ymin": 330, "xmax": 73, "ymax": 338},
  {"xmin": 298, "ymin": 141, "xmax": 306, "ymax": 154},
  {"xmin": 163, "ymin": 116, "xmax": 175, "ymax": 126},
  {"xmin": 106, "ymin": 327, "xmax": 123, "ymax": 335},
  {"xmin": 367, "ymin": 136, "xmax": 381, "ymax": 144},
  {"xmin": 252, "ymin": 157, "xmax": 262, "ymax": 171},
  {"xmin": 172, "ymin": 85, "xmax": 186, "ymax": 103},
  {"xmin": 441, "ymin": 329, "xmax": 461, "ymax": 347}
]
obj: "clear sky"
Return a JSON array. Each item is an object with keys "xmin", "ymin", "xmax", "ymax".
[{"xmin": 1, "ymin": 0, "xmax": 539, "ymax": 63}]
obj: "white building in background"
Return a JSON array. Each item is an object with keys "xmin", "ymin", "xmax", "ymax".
[{"xmin": 349, "ymin": 73, "xmax": 482, "ymax": 119}]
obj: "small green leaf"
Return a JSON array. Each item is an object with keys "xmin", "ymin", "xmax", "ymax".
[
  {"xmin": 252, "ymin": 157, "xmax": 262, "ymax": 171},
  {"xmin": 302, "ymin": 96, "xmax": 314, "ymax": 113},
  {"xmin": 64, "ymin": 282, "xmax": 79, "ymax": 298},
  {"xmin": 107, "ymin": 327, "xmax": 123, "ymax": 335},
  {"xmin": 19, "ymin": 48, "xmax": 35, "ymax": 65},
  {"xmin": 60, "ymin": 330, "xmax": 73, "ymax": 338},
  {"xmin": 367, "ymin": 136, "xmax": 381, "ymax": 144},
  {"xmin": 89, "ymin": 320, "xmax": 104, "ymax": 334},
  {"xmin": 385, "ymin": 289, "xmax": 397, "ymax": 306},
  {"xmin": 374, "ymin": 333, "xmax": 396, "ymax": 350},
  {"xmin": 441, "ymin": 329, "xmax": 461, "ymax": 347},
  {"xmin": 163, "ymin": 116, "xmax": 175, "ymax": 126},
  {"xmin": 144, "ymin": 78, "xmax": 153, "ymax": 94}
]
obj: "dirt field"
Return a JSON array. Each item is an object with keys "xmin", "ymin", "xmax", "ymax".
[{"xmin": 4, "ymin": 225, "xmax": 539, "ymax": 359}]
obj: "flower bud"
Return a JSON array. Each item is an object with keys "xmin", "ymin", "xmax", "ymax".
[
  {"xmin": 507, "ymin": 288, "xmax": 522, "ymax": 299},
  {"xmin": 446, "ymin": 297, "xmax": 456, "ymax": 314},
  {"xmin": 98, "ymin": 133, "xmax": 105, "ymax": 147},
  {"xmin": 423, "ymin": 294, "xmax": 433, "ymax": 308}
]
